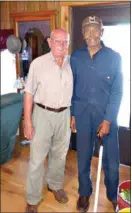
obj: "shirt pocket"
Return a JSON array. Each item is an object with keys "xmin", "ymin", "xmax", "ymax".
[
  {"xmin": 98, "ymin": 72, "xmax": 114, "ymax": 95},
  {"xmin": 99, "ymin": 72, "xmax": 114, "ymax": 86}
]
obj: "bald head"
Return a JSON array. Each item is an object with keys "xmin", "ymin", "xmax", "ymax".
[{"xmin": 50, "ymin": 28, "xmax": 70, "ymax": 41}]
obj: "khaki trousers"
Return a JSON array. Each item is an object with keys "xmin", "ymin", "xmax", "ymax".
[{"xmin": 26, "ymin": 104, "xmax": 71, "ymax": 205}]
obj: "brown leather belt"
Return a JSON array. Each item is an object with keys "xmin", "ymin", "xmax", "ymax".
[{"xmin": 36, "ymin": 103, "xmax": 67, "ymax": 113}]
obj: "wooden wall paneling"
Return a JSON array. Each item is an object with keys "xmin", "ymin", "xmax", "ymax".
[
  {"xmin": 54, "ymin": 1, "xmax": 60, "ymax": 27},
  {"xmin": 1, "ymin": 1, "xmax": 130, "ymax": 30},
  {"xmin": 0, "ymin": 2, "xmax": 5, "ymax": 29},
  {"xmin": 38, "ymin": 1, "xmax": 48, "ymax": 11},
  {"xmin": 10, "ymin": 1, "xmax": 18, "ymax": 13},
  {"xmin": 27, "ymin": 1, "xmax": 40, "ymax": 12},
  {"xmin": 16, "ymin": 2, "xmax": 28, "ymax": 13},
  {"xmin": 10, "ymin": 10, "xmax": 57, "ymax": 23},
  {"xmin": 9, "ymin": 2, "xmax": 17, "ymax": 28},
  {"xmin": 47, "ymin": 1, "xmax": 55, "ymax": 10},
  {"xmin": 60, "ymin": 5, "xmax": 72, "ymax": 52},
  {"xmin": 22, "ymin": 1, "xmax": 28, "ymax": 12},
  {"xmin": 1, "ymin": 1, "xmax": 60, "ymax": 29},
  {"xmin": 6, "ymin": 2, "xmax": 10, "ymax": 29},
  {"xmin": 46, "ymin": 1, "xmax": 60, "ymax": 27},
  {"xmin": 1, "ymin": 1, "xmax": 10, "ymax": 29},
  {"xmin": 60, "ymin": 6, "xmax": 69, "ymax": 32}
]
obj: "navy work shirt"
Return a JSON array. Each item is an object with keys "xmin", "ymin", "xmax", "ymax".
[{"xmin": 70, "ymin": 42, "xmax": 123, "ymax": 123}]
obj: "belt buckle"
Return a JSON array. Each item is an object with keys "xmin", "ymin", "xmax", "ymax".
[{"xmin": 55, "ymin": 108, "xmax": 59, "ymax": 112}]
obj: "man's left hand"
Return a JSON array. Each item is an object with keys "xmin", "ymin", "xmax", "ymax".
[{"xmin": 97, "ymin": 120, "xmax": 111, "ymax": 138}]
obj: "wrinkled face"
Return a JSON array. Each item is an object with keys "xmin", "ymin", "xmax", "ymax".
[
  {"xmin": 83, "ymin": 24, "xmax": 103, "ymax": 48},
  {"xmin": 48, "ymin": 31, "xmax": 70, "ymax": 58}
]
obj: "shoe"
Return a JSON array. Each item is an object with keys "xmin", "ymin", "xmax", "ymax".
[
  {"xmin": 111, "ymin": 200, "xmax": 119, "ymax": 213},
  {"xmin": 48, "ymin": 187, "xmax": 68, "ymax": 203},
  {"xmin": 25, "ymin": 203, "xmax": 38, "ymax": 213},
  {"xmin": 77, "ymin": 196, "xmax": 90, "ymax": 212}
]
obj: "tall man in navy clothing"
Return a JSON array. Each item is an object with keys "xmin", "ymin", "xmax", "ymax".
[{"xmin": 70, "ymin": 16, "xmax": 123, "ymax": 212}]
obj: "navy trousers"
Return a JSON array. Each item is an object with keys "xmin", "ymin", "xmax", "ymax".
[{"xmin": 75, "ymin": 105, "xmax": 119, "ymax": 201}]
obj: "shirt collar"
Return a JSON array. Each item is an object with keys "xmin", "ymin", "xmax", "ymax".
[
  {"xmin": 83, "ymin": 40, "xmax": 106, "ymax": 57},
  {"xmin": 49, "ymin": 51, "xmax": 69, "ymax": 63},
  {"xmin": 100, "ymin": 40, "xmax": 105, "ymax": 48}
]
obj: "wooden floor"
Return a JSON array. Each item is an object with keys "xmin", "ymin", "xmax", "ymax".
[{"xmin": 1, "ymin": 141, "xmax": 130, "ymax": 212}]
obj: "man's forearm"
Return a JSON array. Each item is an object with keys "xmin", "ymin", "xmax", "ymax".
[{"xmin": 24, "ymin": 92, "xmax": 33, "ymax": 123}]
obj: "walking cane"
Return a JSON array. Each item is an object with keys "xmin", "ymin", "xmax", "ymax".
[{"xmin": 93, "ymin": 134, "xmax": 104, "ymax": 213}]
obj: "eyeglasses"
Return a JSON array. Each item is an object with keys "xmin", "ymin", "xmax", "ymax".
[{"xmin": 51, "ymin": 38, "xmax": 70, "ymax": 46}]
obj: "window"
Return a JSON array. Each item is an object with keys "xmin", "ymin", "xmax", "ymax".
[{"xmin": 102, "ymin": 25, "xmax": 130, "ymax": 128}]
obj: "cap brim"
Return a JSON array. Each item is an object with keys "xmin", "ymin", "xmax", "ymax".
[{"xmin": 85, "ymin": 22, "xmax": 102, "ymax": 27}]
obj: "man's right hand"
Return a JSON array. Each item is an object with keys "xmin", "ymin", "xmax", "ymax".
[
  {"xmin": 24, "ymin": 121, "xmax": 34, "ymax": 141},
  {"xmin": 70, "ymin": 116, "xmax": 77, "ymax": 133}
]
